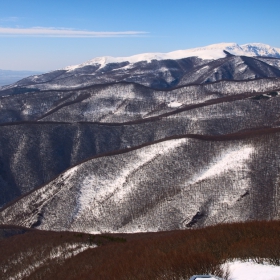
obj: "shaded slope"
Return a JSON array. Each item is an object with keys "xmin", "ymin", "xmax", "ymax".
[
  {"xmin": 1, "ymin": 89, "xmax": 280, "ymax": 208},
  {"xmin": 1, "ymin": 55, "xmax": 280, "ymax": 93},
  {"xmin": 178, "ymin": 56, "xmax": 280, "ymax": 86},
  {"xmin": 1, "ymin": 78, "xmax": 280, "ymax": 124}
]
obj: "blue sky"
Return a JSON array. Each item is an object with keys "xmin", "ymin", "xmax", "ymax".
[{"xmin": 1, "ymin": 0, "xmax": 280, "ymax": 71}]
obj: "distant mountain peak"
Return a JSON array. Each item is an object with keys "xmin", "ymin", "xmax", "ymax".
[
  {"xmin": 63, "ymin": 42, "xmax": 280, "ymax": 71},
  {"xmin": 241, "ymin": 43, "xmax": 280, "ymax": 57}
]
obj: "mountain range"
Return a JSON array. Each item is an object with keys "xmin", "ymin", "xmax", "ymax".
[
  {"xmin": 0, "ymin": 43, "xmax": 280, "ymax": 234},
  {"xmin": 1, "ymin": 43, "xmax": 280, "ymax": 94}
]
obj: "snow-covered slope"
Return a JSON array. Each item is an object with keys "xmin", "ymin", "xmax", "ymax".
[
  {"xmin": 0, "ymin": 78, "xmax": 280, "ymax": 124},
  {"xmin": 0, "ymin": 78, "xmax": 280, "ymax": 209},
  {"xmin": 1, "ymin": 131, "xmax": 280, "ymax": 233},
  {"xmin": 1, "ymin": 42, "xmax": 280, "ymax": 93},
  {"xmin": 64, "ymin": 43, "xmax": 280, "ymax": 71},
  {"xmin": 242, "ymin": 43, "xmax": 280, "ymax": 57}
]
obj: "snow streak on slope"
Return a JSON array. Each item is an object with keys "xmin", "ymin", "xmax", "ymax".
[
  {"xmin": 76, "ymin": 139, "xmax": 187, "ymax": 218},
  {"xmin": 191, "ymin": 147, "xmax": 253, "ymax": 183},
  {"xmin": 5, "ymin": 243, "xmax": 97, "ymax": 280}
]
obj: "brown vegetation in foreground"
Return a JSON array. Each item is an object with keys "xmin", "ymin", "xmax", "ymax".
[{"xmin": 0, "ymin": 221, "xmax": 280, "ymax": 280}]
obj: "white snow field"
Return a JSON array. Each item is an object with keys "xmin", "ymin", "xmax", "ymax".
[{"xmin": 224, "ymin": 260, "xmax": 280, "ymax": 280}]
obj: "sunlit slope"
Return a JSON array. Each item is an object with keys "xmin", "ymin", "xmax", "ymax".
[{"xmin": 1, "ymin": 131, "xmax": 279, "ymax": 233}]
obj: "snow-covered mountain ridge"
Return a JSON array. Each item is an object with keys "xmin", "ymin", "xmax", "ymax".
[
  {"xmin": 64, "ymin": 43, "xmax": 280, "ymax": 71},
  {"xmin": 1, "ymin": 42, "xmax": 280, "ymax": 93}
]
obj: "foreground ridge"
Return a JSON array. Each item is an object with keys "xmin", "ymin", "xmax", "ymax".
[
  {"xmin": 0, "ymin": 221, "xmax": 279, "ymax": 279},
  {"xmin": 1, "ymin": 127, "xmax": 280, "ymax": 233}
]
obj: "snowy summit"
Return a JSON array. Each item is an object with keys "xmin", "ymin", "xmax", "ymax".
[{"xmin": 64, "ymin": 43, "xmax": 280, "ymax": 71}]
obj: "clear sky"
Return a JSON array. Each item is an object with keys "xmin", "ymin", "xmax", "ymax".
[{"xmin": 1, "ymin": 0, "xmax": 280, "ymax": 71}]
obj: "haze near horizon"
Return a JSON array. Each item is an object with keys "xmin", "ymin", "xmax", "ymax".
[{"xmin": 1, "ymin": 0, "xmax": 280, "ymax": 71}]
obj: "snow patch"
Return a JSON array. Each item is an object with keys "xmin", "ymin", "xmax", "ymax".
[
  {"xmin": 223, "ymin": 260, "xmax": 280, "ymax": 280},
  {"xmin": 190, "ymin": 146, "xmax": 253, "ymax": 183},
  {"xmin": 168, "ymin": 101, "xmax": 183, "ymax": 108},
  {"xmin": 6, "ymin": 242, "xmax": 97, "ymax": 280}
]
